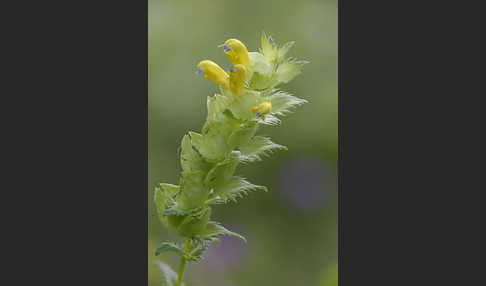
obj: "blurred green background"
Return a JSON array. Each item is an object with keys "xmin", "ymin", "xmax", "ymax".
[{"xmin": 148, "ymin": 0, "xmax": 337, "ymax": 285}]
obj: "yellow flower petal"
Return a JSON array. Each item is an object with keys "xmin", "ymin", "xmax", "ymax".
[
  {"xmin": 222, "ymin": 39, "xmax": 250, "ymax": 67},
  {"xmin": 197, "ymin": 60, "xmax": 229, "ymax": 86},
  {"xmin": 229, "ymin": 64, "xmax": 247, "ymax": 95}
]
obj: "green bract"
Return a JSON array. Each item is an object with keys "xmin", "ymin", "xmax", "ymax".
[{"xmin": 154, "ymin": 33, "xmax": 308, "ymax": 285}]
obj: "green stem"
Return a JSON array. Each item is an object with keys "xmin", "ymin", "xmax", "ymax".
[{"xmin": 176, "ymin": 239, "xmax": 191, "ymax": 286}]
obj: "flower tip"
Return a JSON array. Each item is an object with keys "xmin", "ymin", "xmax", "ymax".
[
  {"xmin": 217, "ymin": 43, "xmax": 231, "ymax": 51},
  {"xmin": 222, "ymin": 44, "xmax": 231, "ymax": 52}
]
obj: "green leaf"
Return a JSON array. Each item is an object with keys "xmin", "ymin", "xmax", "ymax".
[
  {"xmin": 195, "ymin": 121, "xmax": 231, "ymax": 161},
  {"xmin": 176, "ymin": 206, "xmax": 211, "ymax": 238},
  {"xmin": 156, "ymin": 261, "xmax": 182, "ymax": 286},
  {"xmin": 188, "ymin": 131, "xmax": 203, "ymax": 147},
  {"xmin": 276, "ymin": 41, "xmax": 295, "ymax": 63},
  {"xmin": 155, "ymin": 239, "xmax": 213, "ymax": 263},
  {"xmin": 182, "ymin": 222, "xmax": 247, "ymax": 261},
  {"xmin": 159, "ymin": 183, "xmax": 180, "ymax": 196},
  {"xmin": 249, "ymin": 52, "xmax": 273, "ymax": 76},
  {"xmin": 227, "ymin": 90, "xmax": 265, "ymax": 120},
  {"xmin": 198, "ymin": 221, "xmax": 247, "ymax": 243},
  {"xmin": 239, "ymin": 136, "xmax": 287, "ymax": 162},
  {"xmin": 184, "ymin": 238, "xmax": 211, "ymax": 261},
  {"xmin": 259, "ymin": 114, "xmax": 281, "ymax": 126},
  {"xmin": 248, "ymin": 71, "xmax": 276, "ymax": 90},
  {"xmin": 269, "ymin": 91, "xmax": 308, "ymax": 116},
  {"xmin": 177, "ymin": 170, "xmax": 209, "ymax": 210},
  {"xmin": 206, "ymin": 94, "xmax": 230, "ymax": 123},
  {"xmin": 276, "ymin": 59, "xmax": 308, "ymax": 84},
  {"xmin": 227, "ymin": 121, "xmax": 258, "ymax": 150},
  {"xmin": 180, "ymin": 134, "xmax": 209, "ymax": 173},
  {"xmin": 163, "ymin": 202, "xmax": 206, "ymax": 217},
  {"xmin": 207, "ymin": 176, "xmax": 267, "ymax": 204},
  {"xmin": 154, "ymin": 184, "xmax": 179, "ymax": 227},
  {"xmin": 188, "ymin": 130, "xmax": 224, "ymax": 162},
  {"xmin": 155, "ymin": 242, "xmax": 185, "ymax": 257},
  {"xmin": 260, "ymin": 31, "xmax": 277, "ymax": 63},
  {"xmin": 260, "ymin": 32, "xmax": 297, "ymax": 66},
  {"xmin": 204, "ymin": 151, "xmax": 239, "ymax": 189}
]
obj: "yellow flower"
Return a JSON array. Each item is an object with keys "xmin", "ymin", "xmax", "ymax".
[
  {"xmin": 252, "ymin": 101, "xmax": 272, "ymax": 120},
  {"xmin": 197, "ymin": 60, "xmax": 229, "ymax": 86},
  {"xmin": 221, "ymin": 39, "xmax": 250, "ymax": 67},
  {"xmin": 229, "ymin": 64, "xmax": 247, "ymax": 95}
]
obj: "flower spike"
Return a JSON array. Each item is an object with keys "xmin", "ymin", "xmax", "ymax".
[
  {"xmin": 155, "ymin": 34, "xmax": 308, "ymax": 285},
  {"xmin": 197, "ymin": 60, "xmax": 229, "ymax": 86}
]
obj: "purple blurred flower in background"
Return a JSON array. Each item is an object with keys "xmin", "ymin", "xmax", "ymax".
[
  {"xmin": 203, "ymin": 232, "xmax": 247, "ymax": 272},
  {"xmin": 279, "ymin": 157, "xmax": 335, "ymax": 210}
]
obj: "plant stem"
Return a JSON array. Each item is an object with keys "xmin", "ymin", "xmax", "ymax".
[{"xmin": 176, "ymin": 239, "xmax": 191, "ymax": 286}]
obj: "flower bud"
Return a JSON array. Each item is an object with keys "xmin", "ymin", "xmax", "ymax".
[{"xmin": 252, "ymin": 101, "xmax": 272, "ymax": 120}]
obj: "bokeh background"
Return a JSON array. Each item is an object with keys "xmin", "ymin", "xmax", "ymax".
[{"xmin": 148, "ymin": 0, "xmax": 337, "ymax": 285}]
